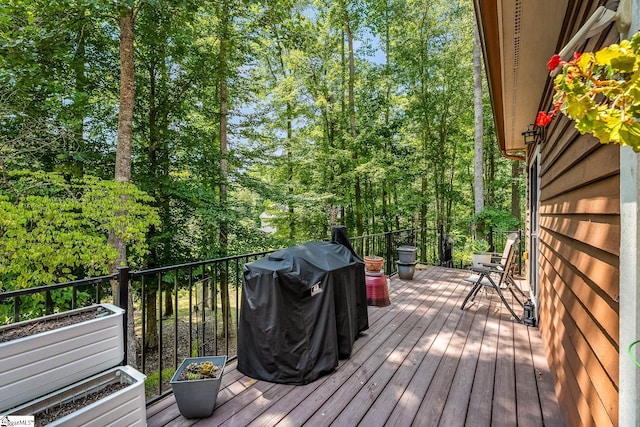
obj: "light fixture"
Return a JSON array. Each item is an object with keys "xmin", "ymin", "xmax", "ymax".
[{"xmin": 522, "ymin": 124, "xmax": 540, "ymax": 146}]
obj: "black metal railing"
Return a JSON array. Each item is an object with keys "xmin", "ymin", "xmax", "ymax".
[
  {"xmin": 351, "ymin": 227, "xmax": 441, "ymax": 274},
  {"xmin": 0, "ymin": 274, "xmax": 118, "ymax": 323},
  {"xmin": 0, "ymin": 226, "xmax": 519, "ymax": 406},
  {"xmin": 129, "ymin": 250, "xmax": 275, "ymax": 402}
]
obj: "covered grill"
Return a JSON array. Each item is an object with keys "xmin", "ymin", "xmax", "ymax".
[{"xmin": 238, "ymin": 239, "xmax": 368, "ymax": 384}]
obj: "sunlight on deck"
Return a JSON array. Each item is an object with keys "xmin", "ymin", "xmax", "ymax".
[{"xmin": 146, "ymin": 266, "xmax": 564, "ymax": 427}]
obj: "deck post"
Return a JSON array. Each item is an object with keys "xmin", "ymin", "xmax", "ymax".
[
  {"xmin": 385, "ymin": 231, "xmax": 393, "ymax": 275},
  {"xmin": 117, "ymin": 266, "xmax": 130, "ymax": 366}
]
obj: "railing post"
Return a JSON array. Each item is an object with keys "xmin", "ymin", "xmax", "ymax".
[
  {"xmin": 385, "ymin": 231, "xmax": 393, "ymax": 275},
  {"xmin": 117, "ymin": 266, "xmax": 129, "ymax": 365},
  {"xmin": 45, "ymin": 291, "xmax": 53, "ymax": 315},
  {"xmin": 438, "ymin": 223, "xmax": 443, "ymax": 266},
  {"xmin": 117, "ymin": 266, "xmax": 129, "ymax": 310},
  {"xmin": 14, "ymin": 296, "xmax": 20, "ymax": 323},
  {"xmin": 518, "ymin": 229, "xmax": 523, "ymax": 275},
  {"xmin": 488, "ymin": 226, "xmax": 495, "ymax": 252}
]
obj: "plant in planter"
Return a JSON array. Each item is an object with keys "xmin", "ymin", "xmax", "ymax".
[
  {"xmin": 1, "ymin": 365, "xmax": 146, "ymax": 426},
  {"xmin": 180, "ymin": 360, "xmax": 221, "ymax": 380},
  {"xmin": 539, "ymin": 31, "xmax": 640, "ymax": 151},
  {"xmin": 170, "ymin": 355, "xmax": 227, "ymax": 419},
  {"xmin": 472, "ymin": 239, "xmax": 490, "ymax": 253},
  {"xmin": 0, "ymin": 303, "xmax": 125, "ymax": 412}
]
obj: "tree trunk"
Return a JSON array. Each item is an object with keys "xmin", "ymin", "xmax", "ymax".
[
  {"xmin": 420, "ymin": 173, "xmax": 428, "ymax": 261},
  {"xmin": 473, "ymin": 22, "xmax": 484, "ymax": 215},
  {"xmin": 164, "ymin": 289, "xmax": 173, "ymax": 317},
  {"xmin": 114, "ymin": 8, "xmax": 135, "ymax": 186},
  {"xmin": 144, "ymin": 63, "xmax": 160, "ymax": 348},
  {"xmin": 145, "ymin": 290, "xmax": 158, "ymax": 348},
  {"xmin": 109, "ymin": 5, "xmax": 137, "ymax": 367},
  {"xmin": 382, "ymin": 5, "xmax": 391, "ymax": 233},
  {"xmin": 345, "ymin": 6, "xmax": 363, "ymax": 237},
  {"xmin": 488, "ymin": 139, "xmax": 495, "ymax": 204},
  {"xmin": 71, "ymin": 31, "xmax": 86, "ymax": 177},
  {"xmin": 287, "ymin": 102, "xmax": 295, "ymax": 239},
  {"xmin": 218, "ymin": 0, "xmax": 231, "ymax": 338}
]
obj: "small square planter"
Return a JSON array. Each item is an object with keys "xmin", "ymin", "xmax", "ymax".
[
  {"xmin": 0, "ymin": 303, "xmax": 125, "ymax": 412},
  {"xmin": 1, "ymin": 365, "xmax": 146, "ymax": 426},
  {"xmin": 170, "ymin": 356, "xmax": 227, "ymax": 419},
  {"xmin": 397, "ymin": 246, "xmax": 417, "ymax": 263}
]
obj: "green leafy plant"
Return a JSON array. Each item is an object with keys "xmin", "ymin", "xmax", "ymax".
[
  {"xmin": 471, "ymin": 207, "xmax": 520, "ymax": 233},
  {"xmin": 472, "ymin": 239, "xmax": 489, "ymax": 253},
  {"xmin": 540, "ymin": 31, "xmax": 640, "ymax": 151},
  {"xmin": 0, "ymin": 171, "xmax": 159, "ymax": 305}
]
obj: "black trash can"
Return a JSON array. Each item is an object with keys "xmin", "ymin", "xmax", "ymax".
[{"xmin": 238, "ymin": 241, "xmax": 368, "ymax": 385}]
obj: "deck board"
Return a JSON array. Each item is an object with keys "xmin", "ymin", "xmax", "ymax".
[
  {"xmin": 358, "ymin": 277, "xmax": 459, "ymax": 426},
  {"xmin": 146, "ymin": 266, "xmax": 564, "ymax": 427},
  {"xmin": 514, "ymin": 319, "xmax": 543, "ymax": 427},
  {"xmin": 438, "ymin": 301, "xmax": 488, "ymax": 427},
  {"xmin": 324, "ymin": 269, "xmax": 457, "ymax": 426},
  {"xmin": 493, "ymin": 314, "xmax": 517, "ymax": 427}
]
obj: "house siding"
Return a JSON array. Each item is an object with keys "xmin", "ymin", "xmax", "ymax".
[
  {"xmin": 537, "ymin": 122, "xmax": 620, "ymax": 427},
  {"xmin": 474, "ymin": 0, "xmax": 629, "ymax": 423}
]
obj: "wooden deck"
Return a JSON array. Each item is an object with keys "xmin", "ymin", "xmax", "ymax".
[{"xmin": 146, "ymin": 266, "xmax": 564, "ymax": 427}]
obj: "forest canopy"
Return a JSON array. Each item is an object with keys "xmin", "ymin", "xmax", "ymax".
[{"xmin": 0, "ymin": 0, "xmax": 521, "ymax": 291}]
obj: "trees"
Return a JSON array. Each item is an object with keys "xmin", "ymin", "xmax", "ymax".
[
  {"xmin": 0, "ymin": 172, "xmax": 158, "ymax": 324},
  {"xmin": 0, "ymin": 1, "xmax": 158, "ymax": 319},
  {"xmin": 1, "ymin": 0, "xmax": 522, "ymax": 295},
  {"xmin": 216, "ymin": 0, "xmax": 233, "ymax": 339},
  {"xmin": 390, "ymin": 0, "xmax": 476, "ymax": 231}
]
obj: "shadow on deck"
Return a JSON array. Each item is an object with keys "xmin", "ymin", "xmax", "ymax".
[{"xmin": 146, "ymin": 265, "xmax": 564, "ymax": 427}]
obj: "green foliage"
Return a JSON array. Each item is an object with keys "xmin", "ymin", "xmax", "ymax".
[
  {"xmin": 0, "ymin": 0, "xmax": 521, "ymax": 292},
  {"xmin": 472, "ymin": 239, "xmax": 489, "ymax": 253},
  {"xmin": 144, "ymin": 368, "xmax": 175, "ymax": 398},
  {"xmin": 471, "ymin": 206, "xmax": 520, "ymax": 234},
  {"xmin": 0, "ymin": 171, "xmax": 159, "ymax": 291}
]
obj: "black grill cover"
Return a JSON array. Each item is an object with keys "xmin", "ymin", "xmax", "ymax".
[{"xmin": 238, "ymin": 241, "xmax": 368, "ymax": 384}]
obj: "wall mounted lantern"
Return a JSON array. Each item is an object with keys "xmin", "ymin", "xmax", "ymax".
[{"xmin": 522, "ymin": 124, "xmax": 540, "ymax": 146}]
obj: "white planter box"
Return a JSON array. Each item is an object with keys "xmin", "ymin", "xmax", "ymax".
[
  {"xmin": 1, "ymin": 365, "xmax": 146, "ymax": 426},
  {"xmin": 0, "ymin": 303, "xmax": 125, "ymax": 412}
]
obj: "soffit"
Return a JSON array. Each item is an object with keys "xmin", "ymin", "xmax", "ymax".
[{"xmin": 476, "ymin": 0, "xmax": 568, "ymax": 157}]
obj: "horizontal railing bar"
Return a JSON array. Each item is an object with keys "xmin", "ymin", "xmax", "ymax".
[
  {"xmin": 350, "ymin": 227, "xmax": 433, "ymax": 240},
  {"xmin": 129, "ymin": 250, "xmax": 278, "ymax": 277},
  {"xmin": 0, "ymin": 273, "xmax": 117, "ymax": 300}
]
